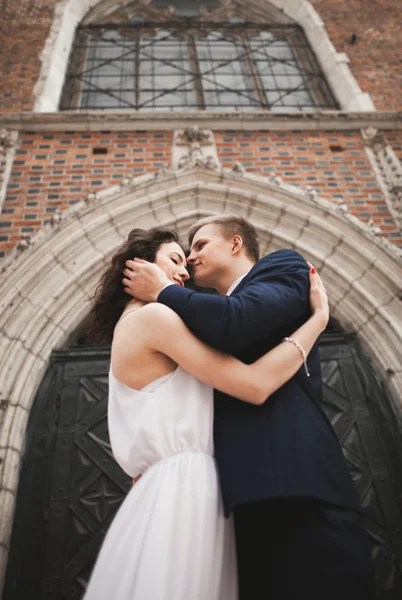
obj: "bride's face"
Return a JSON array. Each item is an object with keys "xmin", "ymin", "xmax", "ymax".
[{"xmin": 155, "ymin": 242, "xmax": 190, "ymax": 287}]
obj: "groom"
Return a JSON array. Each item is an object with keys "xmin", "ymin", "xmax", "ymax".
[{"xmin": 122, "ymin": 214, "xmax": 375, "ymax": 599}]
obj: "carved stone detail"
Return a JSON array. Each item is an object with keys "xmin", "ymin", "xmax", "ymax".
[
  {"xmin": 269, "ymin": 173, "xmax": 283, "ymax": 186},
  {"xmin": 362, "ymin": 127, "xmax": 402, "ymax": 232},
  {"xmin": 232, "ymin": 162, "xmax": 246, "ymax": 175},
  {"xmin": 0, "ymin": 129, "xmax": 18, "ymax": 213},
  {"xmin": 362, "ymin": 126, "xmax": 384, "ymax": 147},
  {"xmin": 153, "ymin": 167, "xmax": 174, "ymax": 179},
  {"xmin": 102, "ymin": 0, "xmax": 180, "ymax": 25},
  {"xmin": 0, "ymin": 130, "xmax": 15, "ymax": 178},
  {"xmin": 199, "ymin": 0, "xmax": 236, "ymax": 22},
  {"xmin": 86, "ymin": 0, "xmax": 238, "ymax": 26},
  {"xmin": 49, "ymin": 207, "xmax": 64, "ymax": 227},
  {"xmin": 172, "ymin": 126, "xmax": 220, "ymax": 172}
]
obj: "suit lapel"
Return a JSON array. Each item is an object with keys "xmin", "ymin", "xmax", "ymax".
[{"xmin": 231, "ymin": 254, "xmax": 272, "ymax": 295}]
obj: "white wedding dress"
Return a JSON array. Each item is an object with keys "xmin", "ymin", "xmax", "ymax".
[{"xmin": 83, "ymin": 365, "xmax": 238, "ymax": 600}]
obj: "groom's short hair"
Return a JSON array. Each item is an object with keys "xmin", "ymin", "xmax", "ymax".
[{"xmin": 188, "ymin": 214, "xmax": 260, "ymax": 263}]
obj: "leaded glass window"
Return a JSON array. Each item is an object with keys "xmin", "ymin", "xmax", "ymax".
[{"xmin": 61, "ymin": 21, "xmax": 338, "ymax": 112}]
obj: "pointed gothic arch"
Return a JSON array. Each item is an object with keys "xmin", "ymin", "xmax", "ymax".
[
  {"xmin": 34, "ymin": 0, "xmax": 374, "ymax": 112},
  {"xmin": 0, "ymin": 164, "xmax": 401, "ymax": 590}
]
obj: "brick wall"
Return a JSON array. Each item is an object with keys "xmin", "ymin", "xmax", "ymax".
[
  {"xmin": 0, "ymin": 0, "xmax": 402, "ymax": 113},
  {"xmin": 0, "ymin": 130, "xmax": 172, "ymax": 257},
  {"xmin": 310, "ymin": 0, "xmax": 402, "ymax": 111},
  {"xmin": 1, "ymin": 1, "xmax": 401, "ymax": 259},
  {"xmin": 215, "ymin": 129, "xmax": 401, "ymax": 244},
  {"xmin": 0, "ymin": 2, "xmax": 55, "ymax": 113},
  {"xmin": 1, "ymin": 129, "xmax": 400, "ymax": 258}
]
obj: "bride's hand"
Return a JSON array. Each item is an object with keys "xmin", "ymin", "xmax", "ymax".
[{"xmin": 307, "ymin": 261, "xmax": 329, "ymax": 330}]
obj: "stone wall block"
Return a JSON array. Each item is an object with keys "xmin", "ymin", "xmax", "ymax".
[
  {"xmin": 0, "ymin": 340, "xmax": 31, "ymax": 406},
  {"xmin": 0, "ymin": 489, "xmax": 18, "ymax": 550},
  {"xmin": 359, "ymin": 314, "xmax": 402, "ymax": 378}
]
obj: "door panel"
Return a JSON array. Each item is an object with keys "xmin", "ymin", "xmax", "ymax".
[{"xmin": 4, "ymin": 338, "xmax": 402, "ymax": 598}]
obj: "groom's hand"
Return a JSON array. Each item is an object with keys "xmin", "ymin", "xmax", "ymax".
[{"xmin": 122, "ymin": 258, "xmax": 172, "ymax": 302}]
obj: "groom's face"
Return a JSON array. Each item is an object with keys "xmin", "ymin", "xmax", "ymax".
[{"xmin": 187, "ymin": 224, "xmax": 234, "ymax": 288}]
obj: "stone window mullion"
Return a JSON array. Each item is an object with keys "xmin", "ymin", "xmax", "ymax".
[{"xmin": 188, "ymin": 32, "xmax": 206, "ymax": 110}]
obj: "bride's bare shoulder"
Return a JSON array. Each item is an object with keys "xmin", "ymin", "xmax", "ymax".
[
  {"xmin": 112, "ymin": 303, "xmax": 183, "ymax": 366},
  {"xmin": 116, "ymin": 303, "xmax": 181, "ymax": 334}
]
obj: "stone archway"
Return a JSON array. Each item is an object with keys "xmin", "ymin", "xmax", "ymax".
[
  {"xmin": 0, "ymin": 164, "xmax": 401, "ymax": 589},
  {"xmin": 33, "ymin": 0, "xmax": 373, "ymax": 112}
]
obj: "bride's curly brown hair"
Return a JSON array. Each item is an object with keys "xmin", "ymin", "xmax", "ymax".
[{"xmin": 88, "ymin": 226, "xmax": 179, "ymax": 345}]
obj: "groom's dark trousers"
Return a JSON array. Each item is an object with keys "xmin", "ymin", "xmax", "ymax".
[{"xmin": 158, "ymin": 249, "xmax": 376, "ymax": 599}]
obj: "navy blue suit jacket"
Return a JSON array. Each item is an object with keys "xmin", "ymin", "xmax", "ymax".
[{"xmin": 158, "ymin": 249, "xmax": 361, "ymax": 516}]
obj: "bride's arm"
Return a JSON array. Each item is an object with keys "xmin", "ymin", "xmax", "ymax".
[{"xmin": 122, "ymin": 270, "xmax": 328, "ymax": 405}]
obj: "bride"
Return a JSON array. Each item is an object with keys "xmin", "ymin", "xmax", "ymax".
[{"xmin": 84, "ymin": 226, "xmax": 329, "ymax": 600}]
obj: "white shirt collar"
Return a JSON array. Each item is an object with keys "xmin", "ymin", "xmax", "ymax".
[{"xmin": 226, "ymin": 274, "xmax": 247, "ymax": 296}]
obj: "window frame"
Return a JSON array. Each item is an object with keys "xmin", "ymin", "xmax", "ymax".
[{"xmin": 60, "ymin": 21, "xmax": 339, "ymax": 112}]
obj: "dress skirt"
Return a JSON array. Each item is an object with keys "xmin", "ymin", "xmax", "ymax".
[{"xmin": 83, "ymin": 452, "xmax": 238, "ymax": 600}]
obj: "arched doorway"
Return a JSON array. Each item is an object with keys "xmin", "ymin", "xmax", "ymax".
[
  {"xmin": 0, "ymin": 166, "xmax": 401, "ymax": 592},
  {"xmin": 3, "ymin": 320, "xmax": 402, "ymax": 598}
]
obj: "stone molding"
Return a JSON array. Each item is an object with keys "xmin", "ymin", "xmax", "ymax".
[
  {"xmin": 362, "ymin": 127, "xmax": 402, "ymax": 232},
  {"xmin": 0, "ymin": 129, "xmax": 18, "ymax": 214},
  {"xmin": 2, "ymin": 110, "xmax": 402, "ymax": 133},
  {"xmin": 2, "ymin": 161, "xmax": 401, "ymax": 275},
  {"xmin": 0, "ymin": 165, "xmax": 401, "ymax": 593},
  {"xmin": 33, "ymin": 0, "xmax": 374, "ymax": 112}
]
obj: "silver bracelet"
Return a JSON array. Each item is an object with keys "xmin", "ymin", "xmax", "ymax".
[{"xmin": 283, "ymin": 337, "xmax": 310, "ymax": 377}]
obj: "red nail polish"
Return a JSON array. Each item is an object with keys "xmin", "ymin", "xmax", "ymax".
[{"xmin": 311, "ymin": 267, "xmax": 316, "ymax": 274}]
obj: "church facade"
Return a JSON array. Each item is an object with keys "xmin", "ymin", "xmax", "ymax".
[{"xmin": 0, "ymin": 0, "xmax": 401, "ymax": 597}]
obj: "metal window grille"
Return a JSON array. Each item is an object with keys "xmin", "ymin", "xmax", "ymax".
[{"xmin": 60, "ymin": 22, "xmax": 338, "ymax": 112}]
